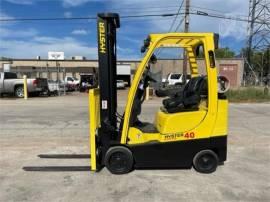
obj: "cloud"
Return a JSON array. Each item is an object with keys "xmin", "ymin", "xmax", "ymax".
[
  {"xmin": 0, "ymin": 11, "xmax": 16, "ymax": 27},
  {"xmin": 0, "ymin": 28, "xmax": 38, "ymax": 38},
  {"xmin": 0, "ymin": 11, "xmax": 14, "ymax": 20},
  {"xmin": 0, "ymin": 37, "xmax": 97, "ymax": 59},
  {"xmin": 62, "ymin": 0, "xmax": 92, "ymax": 7},
  {"xmin": 108, "ymin": 0, "xmax": 249, "ymax": 41},
  {"xmin": 189, "ymin": 0, "xmax": 249, "ymax": 41},
  {"xmin": 64, "ymin": 11, "xmax": 72, "ymax": 18},
  {"xmin": 71, "ymin": 29, "xmax": 88, "ymax": 35},
  {"xmin": 0, "ymin": 10, "xmax": 95, "ymax": 59},
  {"xmin": 0, "ymin": 28, "xmax": 97, "ymax": 58},
  {"xmin": 3, "ymin": 0, "xmax": 33, "ymax": 5},
  {"xmin": 0, "ymin": 0, "xmax": 250, "ymax": 59},
  {"xmin": 218, "ymin": 16, "xmax": 247, "ymax": 41}
]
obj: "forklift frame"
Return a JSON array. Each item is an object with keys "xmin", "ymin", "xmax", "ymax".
[
  {"xmin": 22, "ymin": 13, "xmax": 227, "ymax": 174},
  {"xmin": 89, "ymin": 13, "xmax": 228, "ymax": 173}
]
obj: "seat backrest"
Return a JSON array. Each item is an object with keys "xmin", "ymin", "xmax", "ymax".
[
  {"xmin": 180, "ymin": 76, "xmax": 204, "ymax": 107},
  {"xmin": 199, "ymin": 77, "xmax": 208, "ymax": 97},
  {"xmin": 183, "ymin": 76, "xmax": 205, "ymax": 98},
  {"xmin": 162, "ymin": 76, "xmax": 206, "ymax": 112}
]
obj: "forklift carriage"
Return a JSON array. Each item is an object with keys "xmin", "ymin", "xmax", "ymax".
[{"xmin": 89, "ymin": 13, "xmax": 228, "ymax": 174}]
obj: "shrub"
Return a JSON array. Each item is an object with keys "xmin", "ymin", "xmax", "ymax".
[{"xmin": 226, "ymin": 87, "xmax": 270, "ymax": 102}]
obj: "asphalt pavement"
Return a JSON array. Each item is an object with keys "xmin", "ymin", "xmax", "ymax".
[{"xmin": 0, "ymin": 92, "xmax": 269, "ymax": 202}]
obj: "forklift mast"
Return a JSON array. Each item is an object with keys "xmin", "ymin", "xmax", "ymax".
[
  {"xmin": 97, "ymin": 13, "xmax": 120, "ymax": 129},
  {"xmin": 97, "ymin": 13, "xmax": 120, "ymax": 140}
]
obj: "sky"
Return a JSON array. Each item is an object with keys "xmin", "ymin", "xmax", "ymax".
[{"xmin": 0, "ymin": 0, "xmax": 249, "ymax": 59}]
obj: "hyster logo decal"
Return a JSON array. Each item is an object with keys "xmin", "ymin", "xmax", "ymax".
[
  {"xmin": 164, "ymin": 133, "xmax": 183, "ymax": 140},
  {"xmin": 99, "ymin": 22, "xmax": 106, "ymax": 53}
]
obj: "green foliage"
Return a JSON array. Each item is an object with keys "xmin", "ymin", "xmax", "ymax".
[
  {"xmin": 241, "ymin": 48, "xmax": 270, "ymax": 75},
  {"xmin": 226, "ymin": 87, "xmax": 270, "ymax": 102},
  {"xmin": 197, "ymin": 47, "xmax": 235, "ymax": 58},
  {"xmin": 215, "ymin": 47, "xmax": 235, "ymax": 58}
]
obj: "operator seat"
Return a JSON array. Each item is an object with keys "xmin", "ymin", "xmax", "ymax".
[{"xmin": 162, "ymin": 76, "xmax": 206, "ymax": 113}]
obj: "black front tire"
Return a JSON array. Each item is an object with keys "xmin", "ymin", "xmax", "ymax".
[
  {"xmin": 193, "ymin": 150, "xmax": 219, "ymax": 174},
  {"xmin": 104, "ymin": 146, "xmax": 133, "ymax": 174}
]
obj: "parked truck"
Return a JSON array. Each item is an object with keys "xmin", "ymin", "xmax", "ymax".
[
  {"xmin": 64, "ymin": 76, "xmax": 80, "ymax": 91},
  {"xmin": 165, "ymin": 73, "xmax": 191, "ymax": 85},
  {"xmin": 0, "ymin": 72, "xmax": 48, "ymax": 98}
]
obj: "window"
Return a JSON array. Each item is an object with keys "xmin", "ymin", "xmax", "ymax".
[
  {"xmin": 4, "ymin": 72, "xmax": 17, "ymax": 79},
  {"xmin": 67, "ymin": 77, "xmax": 73, "ymax": 81},
  {"xmin": 171, "ymin": 74, "xmax": 181, "ymax": 79}
]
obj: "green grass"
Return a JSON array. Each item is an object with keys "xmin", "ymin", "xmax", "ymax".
[{"xmin": 226, "ymin": 87, "xmax": 270, "ymax": 102}]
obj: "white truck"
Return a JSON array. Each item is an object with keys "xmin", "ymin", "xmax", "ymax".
[
  {"xmin": 0, "ymin": 72, "xmax": 48, "ymax": 98},
  {"xmin": 65, "ymin": 76, "xmax": 80, "ymax": 91},
  {"xmin": 165, "ymin": 73, "xmax": 191, "ymax": 85}
]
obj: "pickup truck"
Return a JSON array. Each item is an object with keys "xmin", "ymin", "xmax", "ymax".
[
  {"xmin": 0, "ymin": 72, "xmax": 48, "ymax": 98},
  {"xmin": 65, "ymin": 76, "xmax": 80, "ymax": 91},
  {"xmin": 165, "ymin": 73, "xmax": 191, "ymax": 85}
]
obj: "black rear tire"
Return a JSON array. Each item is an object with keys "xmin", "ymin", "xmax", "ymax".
[
  {"xmin": 193, "ymin": 150, "xmax": 219, "ymax": 174},
  {"xmin": 15, "ymin": 86, "xmax": 24, "ymax": 98},
  {"xmin": 104, "ymin": 146, "xmax": 133, "ymax": 174}
]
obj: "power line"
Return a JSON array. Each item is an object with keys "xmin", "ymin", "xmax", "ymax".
[
  {"xmin": 183, "ymin": 0, "xmax": 190, "ymax": 84},
  {"xmin": 168, "ymin": 0, "xmax": 185, "ymax": 32},
  {"xmin": 190, "ymin": 5, "xmax": 230, "ymax": 15},
  {"xmin": 194, "ymin": 10, "xmax": 269, "ymax": 25},
  {"xmin": 0, "ymin": 13, "xmax": 178, "ymax": 22},
  {"xmin": 155, "ymin": 1, "xmax": 184, "ymax": 57},
  {"xmin": 174, "ymin": 17, "xmax": 185, "ymax": 32},
  {"xmin": 0, "ymin": 16, "xmax": 96, "ymax": 22},
  {"xmin": 0, "ymin": 11, "xmax": 269, "ymax": 25}
]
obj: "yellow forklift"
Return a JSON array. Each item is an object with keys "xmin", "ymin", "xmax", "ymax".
[
  {"xmin": 23, "ymin": 13, "xmax": 228, "ymax": 174},
  {"xmin": 89, "ymin": 13, "xmax": 228, "ymax": 174}
]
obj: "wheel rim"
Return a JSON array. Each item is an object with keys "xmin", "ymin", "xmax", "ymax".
[
  {"xmin": 16, "ymin": 88, "xmax": 24, "ymax": 97},
  {"xmin": 197, "ymin": 154, "xmax": 216, "ymax": 171},
  {"xmin": 109, "ymin": 151, "xmax": 129, "ymax": 172}
]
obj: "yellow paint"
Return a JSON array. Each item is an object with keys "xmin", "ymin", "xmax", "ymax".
[
  {"xmin": 127, "ymin": 127, "xmax": 160, "ymax": 144},
  {"xmin": 155, "ymin": 110, "xmax": 207, "ymax": 134},
  {"xmin": 212, "ymin": 99, "xmax": 228, "ymax": 136},
  {"xmin": 126, "ymin": 97, "xmax": 229, "ymax": 145},
  {"xmin": 89, "ymin": 88, "xmax": 100, "ymax": 171},
  {"xmin": 88, "ymin": 32, "xmax": 228, "ymax": 171},
  {"xmin": 98, "ymin": 22, "xmax": 106, "ymax": 53},
  {"xmin": 121, "ymin": 32, "xmax": 223, "ymax": 144},
  {"xmin": 186, "ymin": 47, "xmax": 199, "ymax": 77},
  {"xmin": 23, "ymin": 75, "xmax": 28, "ymax": 100}
]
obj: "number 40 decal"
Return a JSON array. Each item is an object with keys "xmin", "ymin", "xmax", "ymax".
[{"xmin": 184, "ymin": 132, "xmax": 195, "ymax": 139}]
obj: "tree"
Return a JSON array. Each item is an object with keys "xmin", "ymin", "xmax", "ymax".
[{"xmin": 215, "ymin": 47, "xmax": 235, "ymax": 58}]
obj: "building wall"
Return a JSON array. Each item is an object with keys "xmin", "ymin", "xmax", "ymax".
[
  {"xmin": 0, "ymin": 58, "xmax": 244, "ymax": 87},
  {"xmin": 152, "ymin": 59, "xmax": 244, "ymax": 87}
]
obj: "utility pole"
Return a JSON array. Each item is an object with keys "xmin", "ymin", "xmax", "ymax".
[
  {"xmin": 267, "ymin": 47, "xmax": 270, "ymax": 85},
  {"xmin": 247, "ymin": 0, "xmax": 256, "ymax": 65},
  {"xmin": 246, "ymin": 0, "xmax": 270, "ymax": 84},
  {"xmin": 183, "ymin": 0, "xmax": 190, "ymax": 83}
]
